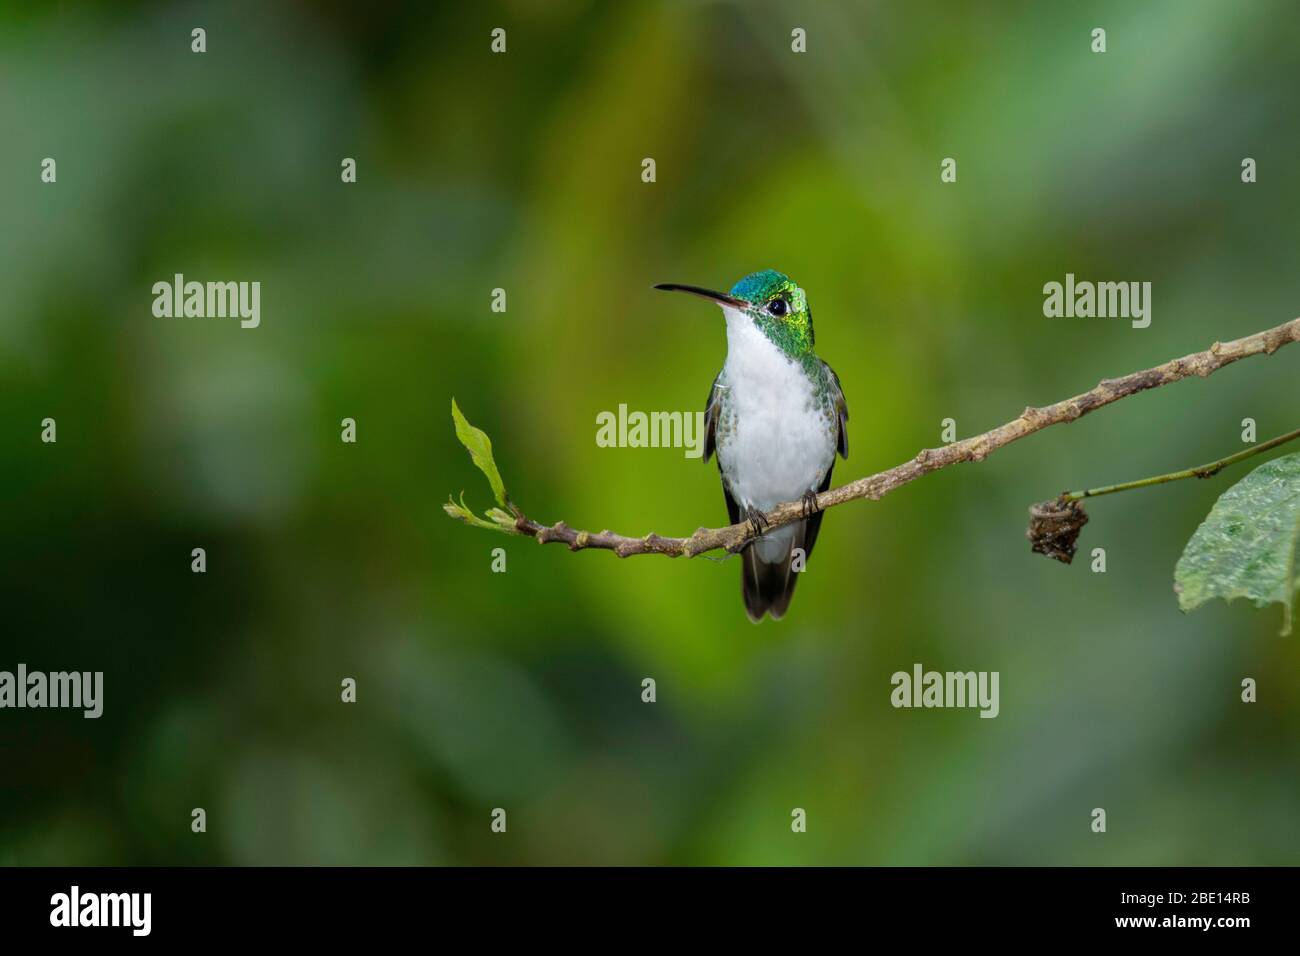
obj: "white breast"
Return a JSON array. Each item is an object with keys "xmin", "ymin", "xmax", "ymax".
[{"xmin": 716, "ymin": 306, "xmax": 836, "ymax": 526}]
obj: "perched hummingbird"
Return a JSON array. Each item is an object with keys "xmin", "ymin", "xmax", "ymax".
[{"xmin": 656, "ymin": 270, "xmax": 848, "ymax": 621}]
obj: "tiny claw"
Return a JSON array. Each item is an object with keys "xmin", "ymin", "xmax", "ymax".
[
  {"xmin": 744, "ymin": 505, "xmax": 771, "ymax": 536},
  {"xmin": 800, "ymin": 490, "xmax": 821, "ymax": 518}
]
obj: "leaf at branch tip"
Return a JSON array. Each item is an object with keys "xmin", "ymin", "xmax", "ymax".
[
  {"xmin": 451, "ymin": 398, "xmax": 508, "ymax": 508},
  {"xmin": 444, "ymin": 493, "xmax": 514, "ymax": 533},
  {"xmin": 1174, "ymin": 452, "xmax": 1300, "ymax": 635}
]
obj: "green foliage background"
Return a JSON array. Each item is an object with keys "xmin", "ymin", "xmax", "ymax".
[{"xmin": 2, "ymin": 0, "xmax": 1299, "ymax": 865}]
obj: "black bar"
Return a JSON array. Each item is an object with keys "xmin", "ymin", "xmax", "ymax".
[{"xmin": 0, "ymin": 866, "xmax": 1276, "ymax": 942}]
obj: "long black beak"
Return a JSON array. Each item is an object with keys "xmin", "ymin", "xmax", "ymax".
[{"xmin": 654, "ymin": 283, "xmax": 747, "ymax": 309}]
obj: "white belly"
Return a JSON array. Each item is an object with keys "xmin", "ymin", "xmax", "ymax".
[{"xmin": 715, "ymin": 309, "xmax": 836, "ymax": 564}]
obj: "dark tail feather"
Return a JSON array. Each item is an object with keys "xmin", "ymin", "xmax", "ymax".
[{"xmin": 741, "ymin": 521, "xmax": 806, "ymax": 622}]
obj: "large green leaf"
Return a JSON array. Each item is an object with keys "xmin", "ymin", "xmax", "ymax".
[
  {"xmin": 451, "ymin": 398, "xmax": 507, "ymax": 508},
  {"xmin": 1174, "ymin": 452, "xmax": 1300, "ymax": 635}
]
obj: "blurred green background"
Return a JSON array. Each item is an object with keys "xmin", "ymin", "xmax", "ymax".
[{"xmin": 2, "ymin": 0, "xmax": 1299, "ymax": 865}]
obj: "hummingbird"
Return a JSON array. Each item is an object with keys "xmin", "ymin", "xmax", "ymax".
[{"xmin": 656, "ymin": 270, "xmax": 848, "ymax": 621}]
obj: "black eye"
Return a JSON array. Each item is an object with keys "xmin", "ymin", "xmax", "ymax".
[{"xmin": 767, "ymin": 298, "xmax": 788, "ymax": 317}]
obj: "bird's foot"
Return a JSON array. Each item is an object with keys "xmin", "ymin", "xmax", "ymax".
[
  {"xmin": 743, "ymin": 505, "xmax": 771, "ymax": 536},
  {"xmin": 800, "ymin": 489, "xmax": 822, "ymax": 518}
]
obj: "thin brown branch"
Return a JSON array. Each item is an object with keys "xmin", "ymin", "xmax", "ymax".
[{"xmin": 472, "ymin": 317, "xmax": 1300, "ymax": 558}]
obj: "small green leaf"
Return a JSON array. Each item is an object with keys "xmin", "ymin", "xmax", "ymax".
[
  {"xmin": 444, "ymin": 493, "xmax": 514, "ymax": 533},
  {"xmin": 1174, "ymin": 452, "xmax": 1300, "ymax": 635},
  {"xmin": 451, "ymin": 398, "xmax": 507, "ymax": 508}
]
